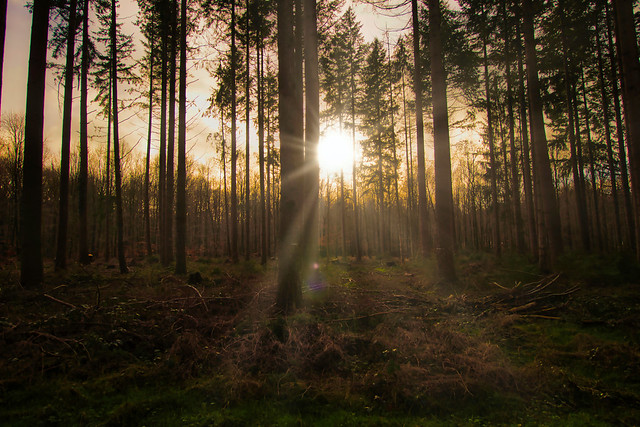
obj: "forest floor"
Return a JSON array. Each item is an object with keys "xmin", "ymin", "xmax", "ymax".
[{"xmin": 1, "ymin": 252, "xmax": 639, "ymax": 426}]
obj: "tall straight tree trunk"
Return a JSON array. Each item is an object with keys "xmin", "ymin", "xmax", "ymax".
[
  {"xmin": 21, "ymin": 0, "xmax": 50, "ymax": 287},
  {"xmin": 303, "ymin": 0, "xmax": 319, "ymax": 267},
  {"xmin": 606, "ymin": 1, "xmax": 635, "ymax": 251},
  {"xmin": 175, "ymin": 0, "xmax": 187, "ymax": 274},
  {"xmin": 522, "ymin": 0, "xmax": 563, "ymax": 269},
  {"xmin": 350, "ymin": 52, "xmax": 361, "ymax": 261},
  {"xmin": 230, "ymin": 0, "xmax": 239, "ymax": 263},
  {"xmin": 145, "ymin": 39, "xmax": 154, "ymax": 257},
  {"xmin": 516, "ymin": 14, "xmax": 537, "ymax": 258},
  {"xmin": 158, "ymin": 0, "xmax": 168, "ymax": 264},
  {"xmin": 105, "ymin": 82, "xmax": 111, "ymax": 261},
  {"xmin": 258, "ymin": 45, "xmax": 267, "ymax": 265},
  {"xmin": 55, "ymin": 0, "xmax": 77, "ymax": 271},
  {"xmin": 0, "ymin": 0, "xmax": 7, "ymax": 116},
  {"xmin": 596, "ymin": 13, "xmax": 623, "ymax": 245},
  {"xmin": 560, "ymin": 5, "xmax": 590, "ymax": 251},
  {"xmin": 483, "ymin": 36, "xmax": 501, "ymax": 256},
  {"xmin": 111, "ymin": 0, "xmax": 127, "ymax": 274},
  {"xmin": 428, "ymin": 0, "xmax": 455, "ymax": 281},
  {"xmin": 166, "ymin": 0, "xmax": 177, "ymax": 265},
  {"xmin": 401, "ymin": 56, "xmax": 414, "ymax": 256},
  {"xmin": 78, "ymin": 0, "xmax": 89, "ymax": 264},
  {"xmin": 501, "ymin": 0, "xmax": 525, "ymax": 253},
  {"xmin": 276, "ymin": 0, "xmax": 304, "ymax": 312},
  {"xmin": 580, "ymin": 69, "xmax": 603, "ymax": 250},
  {"xmin": 412, "ymin": 0, "xmax": 431, "ymax": 256},
  {"xmin": 245, "ymin": 0, "xmax": 251, "ymax": 261},
  {"xmin": 614, "ymin": 0, "xmax": 640, "ymax": 259}
]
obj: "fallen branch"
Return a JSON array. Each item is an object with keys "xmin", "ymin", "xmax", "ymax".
[{"xmin": 43, "ymin": 293, "xmax": 78, "ymax": 310}]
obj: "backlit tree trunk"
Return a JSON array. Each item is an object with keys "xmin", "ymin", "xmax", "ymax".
[
  {"xmin": 55, "ymin": 0, "xmax": 78, "ymax": 271},
  {"xmin": 175, "ymin": 0, "xmax": 187, "ymax": 274},
  {"xmin": 428, "ymin": 0, "xmax": 455, "ymax": 281},
  {"xmin": 522, "ymin": 0, "xmax": 563, "ymax": 269},
  {"xmin": 21, "ymin": 0, "xmax": 50, "ymax": 287},
  {"xmin": 276, "ymin": 0, "xmax": 304, "ymax": 312}
]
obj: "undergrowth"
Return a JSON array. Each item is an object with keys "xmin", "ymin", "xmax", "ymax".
[{"xmin": 1, "ymin": 253, "xmax": 639, "ymax": 425}]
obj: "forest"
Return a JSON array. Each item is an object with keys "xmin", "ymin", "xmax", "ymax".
[{"xmin": 1, "ymin": 0, "xmax": 640, "ymax": 424}]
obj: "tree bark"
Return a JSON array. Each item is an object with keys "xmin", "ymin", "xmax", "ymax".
[
  {"xmin": 55, "ymin": 0, "xmax": 78, "ymax": 271},
  {"xmin": 614, "ymin": 0, "xmax": 640, "ymax": 259},
  {"xmin": 111, "ymin": 0, "xmax": 127, "ymax": 274},
  {"xmin": 276, "ymin": 0, "xmax": 304, "ymax": 312},
  {"xmin": 303, "ymin": 0, "xmax": 319, "ymax": 268},
  {"xmin": 412, "ymin": 0, "xmax": 431, "ymax": 256},
  {"xmin": 145, "ymin": 38, "xmax": 154, "ymax": 257},
  {"xmin": 175, "ymin": 0, "xmax": 187, "ymax": 274},
  {"xmin": 482, "ymin": 35, "xmax": 501, "ymax": 256},
  {"xmin": 78, "ymin": 0, "xmax": 90, "ymax": 264},
  {"xmin": 428, "ymin": 0, "xmax": 455, "ymax": 281},
  {"xmin": 521, "ymin": 0, "xmax": 563, "ymax": 269},
  {"xmin": 21, "ymin": 0, "xmax": 50, "ymax": 287},
  {"xmin": 230, "ymin": 0, "xmax": 239, "ymax": 263}
]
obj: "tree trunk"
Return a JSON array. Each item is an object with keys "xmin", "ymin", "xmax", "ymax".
[
  {"xmin": 111, "ymin": 0, "xmax": 127, "ymax": 274},
  {"xmin": 21, "ymin": 0, "xmax": 50, "ymax": 287},
  {"xmin": 614, "ymin": 0, "xmax": 640, "ymax": 259},
  {"xmin": 230, "ymin": 0, "xmax": 239, "ymax": 263},
  {"xmin": 483, "ymin": 36, "xmax": 501, "ymax": 256},
  {"xmin": 165, "ymin": 0, "xmax": 177, "ymax": 265},
  {"xmin": 303, "ymin": 0, "xmax": 319, "ymax": 268},
  {"xmin": 175, "ymin": 0, "xmax": 187, "ymax": 274},
  {"xmin": 350, "ymin": 48, "xmax": 361, "ymax": 261},
  {"xmin": 276, "ymin": 0, "xmax": 304, "ymax": 312},
  {"xmin": 145, "ymin": 38, "xmax": 154, "ymax": 257},
  {"xmin": 412, "ymin": 0, "xmax": 431, "ymax": 256},
  {"xmin": 501, "ymin": 0, "xmax": 525, "ymax": 253},
  {"xmin": 428, "ymin": 0, "xmax": 455, "ymax": 281},
  {"xmin": 515, "ymin": 13, "xmax": 537, "ymax": 258},
  {"xmin": 78, "ymin": 0, "xmax": 89, "ymax": 264},
  {"xmin": 580, "ymin": 68, "xmax": 603, "ymax": 251},
  {"xmin": 158, "ymin": 0, "xmax": 168, "ymax": 264},
  {"xmin": 559, "ymin": 4, "xmax": 590, "ymax": 252},
  {"xmin": 606, "ymin": 1, "xmax": 635, "ymax": 251},
  {"xmin": 258, "ymin": 45, "xmax": 267, "ymax": 265},
  {"xmin": 522, "ymin": 0, "xmax": 563, "ymax": 269},
  {"xmin": 596, "ymin": 12, "xmax": 622, "ymax": 246},
  {"xmin": 0, "ymin": 0, "xmax": 7, "ymax": 117},
  {"xmin": 55, "ymin": 0, "xmax": 77, "ymax": 271},
  {"xmin": 245, "ymin": 0, "xmax": 251, "ymax": 261}
]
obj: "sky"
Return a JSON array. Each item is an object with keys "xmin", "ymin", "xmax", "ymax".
[{"xmin": 1, "ymin": 0, "xmax": 466, "ymax": 172}]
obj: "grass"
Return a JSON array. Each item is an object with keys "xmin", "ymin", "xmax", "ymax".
[{"xmin": 1, "ymin": 253, "xmax": 639, "ymax": 425}]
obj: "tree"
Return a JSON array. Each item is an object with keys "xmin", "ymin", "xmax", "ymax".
[
  {"xmin": 276, "ymin": 0, "xmax": 304, "ymax": 312},
  {"xmin": 111, "ymin": 0, "xmax": 128, "ymax": 273},
  {"xmin": 0, "ymin": 0, "xmax": 7, "ymax": 117},
  {"xmin": 55, "ymin": 0, "xmax": 79, "ymax": 271},
  {"xmin": 175, "ymin": 0, "xmax": 187, "ymax": 274},
  {"xmin": 428, "ymin": 0, "xmax": 456, "ymax": 281},
  {"xmin": 303, "ymin": 0, "xmax": 319, "ymax": 267},
  {"xmin": 521, "ymin": 0, "xmax": 563, "ymax": 269},
  {"xmin": 614, "ymin": 0, "xmax": 640, "ymax": 259},
  {"xmin": 411, "ymin": 0, "xmax": 431, "ymax": 256},
  {"xmin": 21, "ymin": 0, "xmax": 51, "ymax": 287},
  {"xmin": 78, "ymin": 0, "xmax": 90, "ymax": 265}
]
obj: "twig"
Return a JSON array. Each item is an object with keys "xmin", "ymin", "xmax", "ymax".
[
  {"xmin": 183, "ymin": 284, "xmax": 209, "ymax": 311},
  {"xmin": 327, "ymin": 308, "xmax": 408, "ymax": 323},
  {"xmin": 43, "ymin": 293, "xmax": 78, "ymax": 310},
  {"xmin": 520, "ymin": 314, "xmax": 562, "ymax": 320}
]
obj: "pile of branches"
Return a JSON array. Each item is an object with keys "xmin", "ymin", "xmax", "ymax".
[{"xmin": 480, "ymin": 274, "xmax": 579, "ymax": 319}]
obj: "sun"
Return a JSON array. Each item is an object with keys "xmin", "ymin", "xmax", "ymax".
[{"xmin": 318, "ymin": 129, "xmax": 354, "ymax": 175}]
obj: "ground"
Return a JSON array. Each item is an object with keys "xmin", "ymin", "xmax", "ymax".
[{"xmin": 1, "ymin": 252, "xmax": 639, "ymax": 426}]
